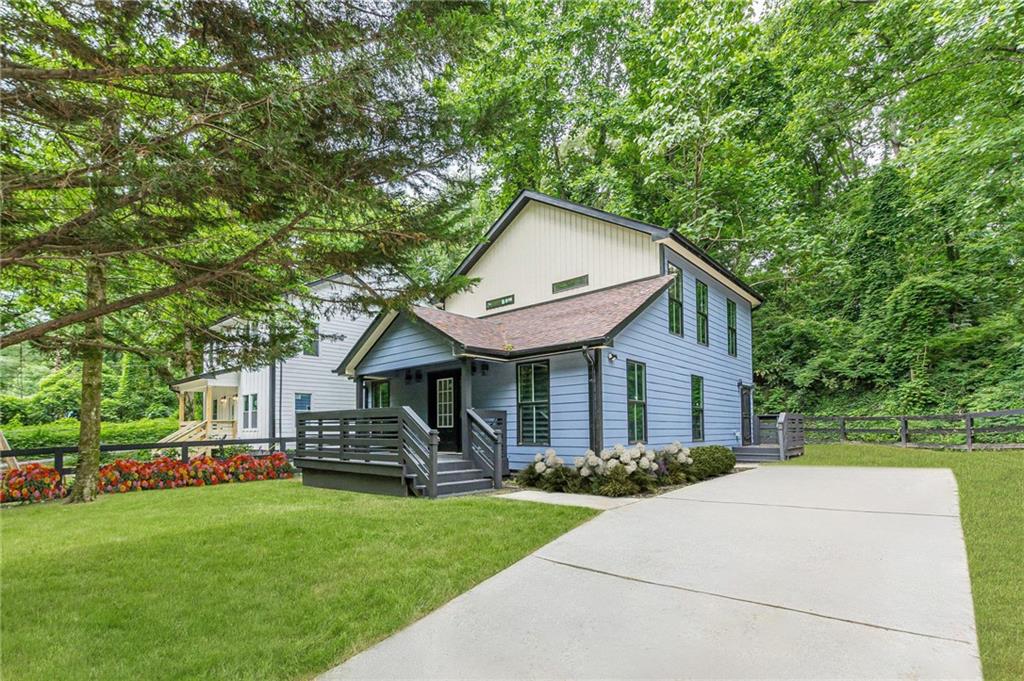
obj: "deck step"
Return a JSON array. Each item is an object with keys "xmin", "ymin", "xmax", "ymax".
[
  {"xmin": 436, "ymin": 467, "xmax": 487, "ymax": 483},
  {"xmin": 412, "ymin": 477, "xmax": 495, "ymax": 497}
]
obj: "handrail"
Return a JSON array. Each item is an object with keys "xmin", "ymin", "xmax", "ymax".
[
  {"xmin": 465, "ymin": 408, "xmax": 503, "ymax": 489},
  {"xmin": 466, "ymin": 408, "xmax": 497, "ymax": 440}
]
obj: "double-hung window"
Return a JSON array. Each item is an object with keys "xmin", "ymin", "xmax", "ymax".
[
  {"xmin": 243, "ymin": 394, "xmax": 258, "ymax": 430},
  {"xmin": 696, "ymin": 281, "xmax": 709, "ymax": 345},
  {"xmin": 302, "ymin": 326, "xmax": 320, "ymax": 356},
  {"xmin": 668, "ymin": 264, "xmax": 683, "ymax": 336},
  {"xmin": 726, "ymin": 299, "xmax": 737, "ymax": 357},
  {"xmin": 691, "ymin": 375, "xmax": 704, "ymax": 441},
  {"xmin": 517, "ymin": 361, "xmax": 550, "ymax": 445},
  {"xmin": 366, "ymin": 380, "xmax": 390, "ymax": 408},
  {"xmin": 627, "ymin": 360, "xmax": 647, "ymax": 443}
]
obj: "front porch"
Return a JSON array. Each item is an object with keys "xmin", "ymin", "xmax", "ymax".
[
  {"xmin": 293, "ymin": 404, "xmax": 505, "ymax": 498},
  {"xmin": 163, "ymin": 369, "xmax": 240, "ymax": 444}
]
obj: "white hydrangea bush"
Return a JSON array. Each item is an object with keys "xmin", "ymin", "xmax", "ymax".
[{"xmin": 517, "ymin": 441, "xmax": 704, "ymax": 495}]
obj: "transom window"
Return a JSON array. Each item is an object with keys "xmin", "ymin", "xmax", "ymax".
[
  {"xmin": 367, "ymin": 380, "xmax": 390, "ymax": 408},
  {"xmin": 726, "ymin": 299, "xmax": 737, "ymax": 357},
  {"xmin": 668, "ymin": 263, "xmax": 683, "ymax": 336},
  {"xmin": 691, "ymin": 375, "xmax": 704, "ymax": 442},
  {"xmin": 517, "ymin": 361, "xmax": 550, "ymax": 445},
  {"xmin": 696, "ymin": 280, "xmax": 709, "ymax": 346},
  {"xmin": 552, "ymin": 274, "xmax": 589, "ymax": 294},
  {"xmin": 627, "ymin": 360, "xmax": 647, "ymax": 443},
  {"xmin": 436, "ymin": 378, "xmax": 454, "ymax": 428},
  {"xmin": 486, "ymin": 294, "xmax": 514, "ymax": 310}
]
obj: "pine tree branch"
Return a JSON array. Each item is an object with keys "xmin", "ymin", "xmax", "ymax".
[
  {"xmin": 0, "ymin": 189, "xmax": 148, "ymax": 267},
  {"xmin": 0, "ymin": 210, "xmax": 312, "ymax": 348},
  {"xmin": 0, "ymin": 59, "xmax": 243, "ymax": 82}
]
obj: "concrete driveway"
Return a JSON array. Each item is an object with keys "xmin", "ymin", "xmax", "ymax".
[{"xmin": 323, "ymin": 467, "xmax": 981, "ymax": 680}]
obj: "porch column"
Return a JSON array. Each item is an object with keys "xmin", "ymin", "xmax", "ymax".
[
  {"xmin": 355, "ymin": 376, "xmax": 364, "ymax": 409},
  {"xmin": 461, "ymin": 358, "xmax": 473, "ymax": 456},
  {"xmin": 177, "ymin": 391, "xmax": 185, "ymax": 423},
  {"xmin": 204, "ymin": 386, "xmax": 212, "ymax": 437}
]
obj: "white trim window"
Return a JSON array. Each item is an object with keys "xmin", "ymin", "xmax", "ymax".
[{"xmin": 242, "ymin": 393, "xmax": 258, "ymax": 429}]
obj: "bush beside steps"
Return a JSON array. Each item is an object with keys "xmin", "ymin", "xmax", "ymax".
[{"xmin": 515, "ymin": 443, "xmax": 736, "ymax": 497}]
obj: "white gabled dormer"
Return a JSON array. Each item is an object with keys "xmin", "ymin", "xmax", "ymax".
[{"xmin": 444, "ymin": 190, "xmax": 761, "ymax": 317}]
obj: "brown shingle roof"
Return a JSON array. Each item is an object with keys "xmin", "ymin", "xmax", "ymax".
[{"xmin": 410, "ymin": 274, "xmax": 674, "ymax": 356}]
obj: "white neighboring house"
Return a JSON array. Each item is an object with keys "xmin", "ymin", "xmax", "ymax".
[{"xmin": 164, "ymin": 276, "xmax": 373, "ymax": 447}]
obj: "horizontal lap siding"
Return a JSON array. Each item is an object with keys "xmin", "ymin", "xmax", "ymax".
[
  {"xmin": 277, "ymin": 310, "xmax": 370, "ymax": 439},
  {"xmin": 357, "ymin": 316, "xmax": 455, "ymax": 374},
  {"xmin": 604, "ymin": 257, "xmax": 753, "ymax": 449},
  {"xmin": 472, "ymin": 354, "xmax": 591, "ymax": 470}
]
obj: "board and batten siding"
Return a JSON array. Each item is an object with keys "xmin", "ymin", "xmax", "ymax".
[
  {"xmin": 356, "ymin": 315, "xmax": 457, "ymax": 375},
  {"xmin": 603, "ymin": 258, "xmax": 754, "ymax": 448},
  {"xmin": 473, "ymin": 353, "xmax": 591, "ymax": 470},
  {"xmin": 444, "ymin": 202, "xmax": 661, "ymax": 317}
]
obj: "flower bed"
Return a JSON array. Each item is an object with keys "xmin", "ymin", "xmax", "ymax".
[
  {"xmin": 515, "ymin": 443, "xmax": 735, "ymax": 497},
  {"xmin": 1, "ymin": 453, "xmax": 293, "ymax": 504}
]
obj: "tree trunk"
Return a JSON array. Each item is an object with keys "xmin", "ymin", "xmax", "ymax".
[{"xmin": 67, "ymin": 260, "xmax": 105, "ymax": 503}]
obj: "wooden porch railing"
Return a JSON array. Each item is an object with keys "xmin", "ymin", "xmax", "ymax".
[
  {"xmin": 754, "ymin": 413, "xmax": 805, "ymax": 460},
  {"xmin": 295, "ymin": 408, "xmax": 440, "ymax": 498},
  {"xmin": 465, "ymin": 408, "xmax": 505, "ymax": 489}
]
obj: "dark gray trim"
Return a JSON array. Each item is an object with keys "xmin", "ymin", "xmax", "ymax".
[
  {"xmin": 334, "ymin": 311, "xmax": 397, "ymax": 375},
  {"xmin": 516, "ymin": 359, "xmax": 550, "ymax": 447},
  {"xmin": 450, "ymin": 190, "xmax": 763, "ymax": 305},
  {"xmin": 268, "ymin": 359, "xmax": 277, "ymax": 443},
  {"xmin": 355, "ymin": 377, "xmax": 364, "ymax": 408},
  {"xmin": 626, "ymin": 359, "xmax": 647, "ymax": 444},
  {"xmin": 585, "ymin": 348, "xmax": 603, "ymax": 452},
  {"xmin": 461, "ymin": 358, "xmax": 473, "ymax": 455}
]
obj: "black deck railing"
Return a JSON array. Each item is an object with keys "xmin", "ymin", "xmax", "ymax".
[
  {"xmin": 295, "ymin": 407, "xmax": 441, "ymax": 497},
  {"xmin": 466, "ymin": 408, "xmax": 505, "ymax": 489}
]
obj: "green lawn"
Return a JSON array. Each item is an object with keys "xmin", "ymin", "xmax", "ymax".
[
  {"xmin": 1, "ymin": 480, "xmax": 596, "ymax": 680},
  {"xmin": 781, "ymin": 444, "xmax": 1024, "ymax": 681}
]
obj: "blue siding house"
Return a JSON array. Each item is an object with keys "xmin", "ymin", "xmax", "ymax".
[{"xmin": 335, "ymin": 191, "xmax": 763, "ymax": 475}]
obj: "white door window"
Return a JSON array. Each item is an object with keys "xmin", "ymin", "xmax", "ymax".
[{"xmin": 436, "ymin": 377, "xmax": 454, "ymax": 428}]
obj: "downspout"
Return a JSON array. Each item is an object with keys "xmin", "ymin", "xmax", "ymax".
[
  {"xmin": 268, "ymin": 359, "xmax": 276, "ymax": 450},
  {"xmin": 277, "ymin": 359, "xmax": 284, "ymax": 448},
  {"xmin": 583, "ymin": 347, "xmax": 603, "ymax": 452}
]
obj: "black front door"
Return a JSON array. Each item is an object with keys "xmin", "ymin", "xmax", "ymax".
[
  {"xmin": 428, "ymin": 369, "xmax": 461, "ymax": 451},
  {"xmin": 740, "ymin": 385, "xmax": 753, "ymax": 445}
]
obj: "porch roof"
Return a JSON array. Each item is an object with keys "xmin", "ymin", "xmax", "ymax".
[
  {"xmin": 339, "ymin": 274, "xmax": 674, "ymax": 375},
  {"xmin": 169, "ymin": 366, "xmax": 240, "ymax": 392}
]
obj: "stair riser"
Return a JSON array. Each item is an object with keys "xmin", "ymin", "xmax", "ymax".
[{"xmin": 437, "ymin": 469, "xmax": 487, "ymax": 483}]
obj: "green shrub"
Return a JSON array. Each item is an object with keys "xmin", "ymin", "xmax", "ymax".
[
  {"xmin": 3, "ymin": 417, "xmax": 178, "ymax": 450},
  {"xmin": 594, "ymin": 465, "xmax": 639, "ymax": 497},
  {"xmin": 688, "ymin": 445, "xmax": 735, "ymax": 479}
]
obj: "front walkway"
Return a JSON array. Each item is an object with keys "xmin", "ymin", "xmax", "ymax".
[{"xmin": 322, "ymin": 467, "xmax": 981, "ymax": 680}]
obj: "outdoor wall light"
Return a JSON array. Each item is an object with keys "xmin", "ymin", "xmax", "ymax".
[
  {"xmin": 481, "ymin": 362, "xmax": 489, "ymax": 376},
  {"xmin": 404, "ymin": 369, "xmax": 412, "ymax": 384},
  {"xmin": 415, "ymin": 370, "xmax": 423, "ymax": 382},
  {"xmin": 607, "ymin": 353, "xmax": 618, "ymax": 363}
]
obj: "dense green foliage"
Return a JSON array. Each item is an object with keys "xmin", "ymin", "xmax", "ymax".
[
  {"xmin": 3, "ymin": 417, "xmax": 177, "ymax": 450},
  {"xmin": 1, "ymin": 480, "xmax": 595, "ymax": 680},
  {"xmin": 442, "ymin": 0, "xmax": 1024, "ymax": 414},
  {"xmin": 782, "ymin": 444, "xmax": 1024, "ymax": 680},
  {"xmin": 0, "ymin": 354, "xmax": 174, "ymax": 426}
]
